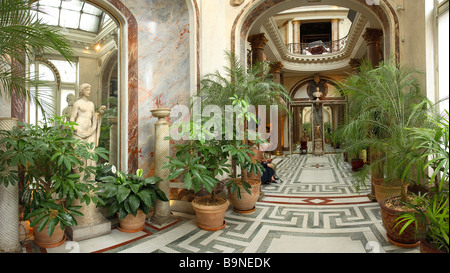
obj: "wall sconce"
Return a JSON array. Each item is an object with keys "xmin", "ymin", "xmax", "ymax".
[{"xmin": 95, "ymin": 44, "xmax": 101, "ymax": 51}]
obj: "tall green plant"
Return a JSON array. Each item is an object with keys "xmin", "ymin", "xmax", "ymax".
[
  {"xmin": 333, "ymin": 60, "xmax": 432, "ymax": 202},
  {"xmin": 0, "ymin": 116, "xmax": 108, "ymax": 236},
  {"xmin": 0, "ymin": 0, "xmax": 74, "ymax": 109}
]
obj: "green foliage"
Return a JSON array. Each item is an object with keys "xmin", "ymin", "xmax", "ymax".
[
  {"xmin": 98, "ymin": 168, "xmax": 168, "ymax": 220},
  {"xmin": 333, "ymin": 60, "xmax": 432, "ymax": 200},
  {"xmin": 396, "ymin": 109, "xmax": 449, "ymax": 252},
  {"xmin": 24, "ymin": 198, "xmax": 83, "ymax": 237},
  {"xmin": 0, "ymin": 115, "xmax": 109, "ymax": 235}
]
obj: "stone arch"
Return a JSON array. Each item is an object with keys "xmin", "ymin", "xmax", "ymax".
[{"xmin": 231, "ymin": 0, "xmax": 400, "ymax": 64}]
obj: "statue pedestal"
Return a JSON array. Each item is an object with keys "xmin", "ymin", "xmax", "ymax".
[
  {"xmin": 66, "ymin": 199, "xmax": 111, "ymax": 241},
  {"xmin": 313, "ymin": 139, "xmax": 325, "ymax": 156}
]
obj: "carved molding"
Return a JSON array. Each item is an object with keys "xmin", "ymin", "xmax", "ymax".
[{"xmin": 230, "ymin": 0, "xmax": 244, "ymax": 7}]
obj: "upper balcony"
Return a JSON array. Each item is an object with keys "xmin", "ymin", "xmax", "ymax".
[{"xmin": 286, "ymin": 35, "xmax": 348, "ymax": 55}]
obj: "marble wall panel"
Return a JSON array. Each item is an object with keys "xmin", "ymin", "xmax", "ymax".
[{"xmin": 121, "ymin": 0, "xmax": 191, "ymax": 177}]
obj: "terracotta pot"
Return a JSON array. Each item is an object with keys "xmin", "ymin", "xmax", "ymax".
[
  {"xmin": 118, "ymin": 209, "xmax": 146, "ymax": 233},
  {"xmin": 420, "ymin": 238, "xmax": 447, "ymax": 253},
  {"xmin": 33, "ymin": 222, "xmax": 66, "ymax": 248},
  {"xmin": 191, "ymin": 196, "xmax": 229, "ymax": 231},
  {"xmin": 379, "ymin": 196, "xmax": 420, "ymax": 248},
  {"xmin": 373, "ymin": 178, "xmax": 405, "ymax": 204},
  {"xmin": 228, "ymin": 179, "xmax": 261, "ymax": 213}
]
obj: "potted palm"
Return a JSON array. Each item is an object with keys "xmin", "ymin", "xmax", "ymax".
[
  {"xmin": 334, "ymin": 60, "xmax": 432, "ymax": 246},
  {"xmin": 98, "ymin": 166, "xmax": 168, "ymax": 233},
  {"xmin": 396, "ymin": 109, "xmax": 449, "ymax": 253},
  {"xmin": 198, "ymin": 51, "xmax": 291, "ymax": 213},
  {"xmin": 0, "ymin": 116, "xmax": 108, "ymax": 247}
]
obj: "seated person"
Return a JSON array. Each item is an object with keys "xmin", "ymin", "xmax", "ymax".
[{"xmin": 260, "ymin": 157, "xmax": 281, "ymax": 184}]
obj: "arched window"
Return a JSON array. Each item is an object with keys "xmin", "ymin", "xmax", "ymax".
[{"xmin": 29, "ymin": 59, "xmax": 77, "ymax": 125}]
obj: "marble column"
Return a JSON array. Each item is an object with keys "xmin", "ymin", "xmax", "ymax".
[
  {"xmin": 248, "ymin": 33, "xmax": 268, "ymax": 65},
  {"xmin": 270, "ymin": 62, "xmax": 285, "ymax": 156},
  {"xmin": 0, "ymin": 118, "xmax": 20, "ymax": 253},
  {"xmin": 292, "ymin": 20, "xmax": 301, "ymax": 53},
  {"xmin": 363, "ymin": 28, "xmax": 383, "ymax": 68},
  {"xmin": 150, "ymin": 108, "xmax": 175, "ymax": 226},
  {"xmin": 331, "ymin": 19, "xmax": 340, "ymax": 52}
]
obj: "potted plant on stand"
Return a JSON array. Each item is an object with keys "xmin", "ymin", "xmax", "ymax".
[
  {"xmin": 0, "ymin": 116, "xmax": 108, "ymax": 248},
  {"xmin": 98, "ymin": 167, "xmax": 168, "ymax": 233},
  {"xmin": 198, "ymin": 51, "xmax": 291, "ymax": 213}
]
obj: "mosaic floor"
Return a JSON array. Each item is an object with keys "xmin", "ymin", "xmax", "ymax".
[{"xmin": 22, "ymin": 154, "xmax": 420, "ymax": 253}]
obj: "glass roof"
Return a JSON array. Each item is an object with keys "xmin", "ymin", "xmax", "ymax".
[{"xmin": 33, "ymin": 0, "xmax": 112, "ymax": 33}]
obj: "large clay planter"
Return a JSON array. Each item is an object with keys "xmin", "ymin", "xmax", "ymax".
[
  {"xmin": 191, "ymin": 196, "xmax": 229, "ymax": 231},
  {"xmin": 420, "ymin": 238, "xmax": 447, "ymax": 253},
  {"xmin": 373, "ymin": 178, "xmax": 405, "ymax": 204},
  {"xmin": 118, "ymin": 209, "xmax": 146, "ymax": 233},
  {"xmin": 33, "ymin": 222, "xmax": 66, "ymax": 248},
  {"xmin": 228, "ymin": 179, "xmax": 261, "ymax": 213},
  {"xmin": 379, "ymin": 196, "xmax": 420, "ymax": 248}
]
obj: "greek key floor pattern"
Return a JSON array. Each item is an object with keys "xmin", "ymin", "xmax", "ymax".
[{"xmin": 24, "ymin": 154, "xmax": 419, "ymax": 253}]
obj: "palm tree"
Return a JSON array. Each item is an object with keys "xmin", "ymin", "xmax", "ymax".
[
  {"xmin": 0, "ymin": 0, "xmax": 74, "ymax": 109},
  {"xmin": 334, "ymin": 60, "xmax": 432, "ymax": 203},
  {"xmin": 198, "ymin": 51, "xmax": 291, "ymax": 113}
]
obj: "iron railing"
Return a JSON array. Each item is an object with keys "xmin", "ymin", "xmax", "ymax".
[{"xmin": 286, "ymin": 35, "xmax": 348, "ymax": 55}]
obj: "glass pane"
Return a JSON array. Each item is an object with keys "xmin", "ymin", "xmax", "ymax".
[
  {"xmin": 82, "ymin": 4, "xmax": 103, "ymax": 16},
  {"xmin": 61, "ymin": 0, "xmax": 83, "ymax": 11},
  {"xmin": 38, "ymin": 64, "xmax": 55, "ymax": 81},
  {"xmin": 438, "ymin": 10, "xmax": 449, "ymax": 116},
  {"xmin": 51, "ymin": 60, "xmax": 76, "ymax": 83},
  {"xmin": 32, "ymin": 86, "xmax": 56, "ymax": 124},
  {"xmin": 59, "ymin": 9, "xmax": 80, "ymax": 29},
  {"xmin": 38, "ymin": 0, "xmax": 61, "ymax": 8},
  {"xmin": 79, "ymin": 14, "xmax": 100, "ymax": 32},
  {"xmin": 38, "ymin": 6, "xmax": 59, "ymax": 26}
]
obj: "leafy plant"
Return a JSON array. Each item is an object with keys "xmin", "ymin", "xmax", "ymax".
[
  {"xmin": 24, "ymin": 200, "xmax": 83, "ymax": 237},
  {"xmin": 0, "ymin": 115, "xmax": 109, "ymax": 236},
  {"xmin": 396, "ymin": 109, "xmax": 449, "ymax": 252},
  {"xmin": 98, "ymin": 168, "xmax": 168, "ymax": 220}
]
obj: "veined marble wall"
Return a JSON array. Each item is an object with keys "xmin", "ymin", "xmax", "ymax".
[{"xmin": 121, "ymin": 0, "xmax": 191, "ymax": 176}]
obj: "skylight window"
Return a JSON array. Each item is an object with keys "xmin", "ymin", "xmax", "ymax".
[{"xmin": 34, "ymin": 0, "xmax": 111, "ymax": 33}]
